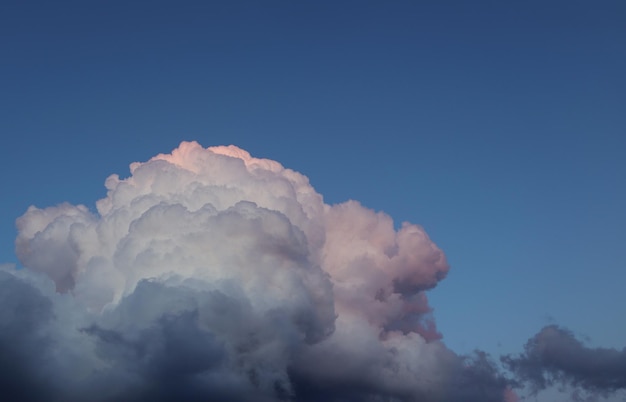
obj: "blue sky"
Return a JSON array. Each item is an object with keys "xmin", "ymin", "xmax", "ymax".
[{"xmin": 1, "ymin": 1, "xmax": 625, "ymax": 400}]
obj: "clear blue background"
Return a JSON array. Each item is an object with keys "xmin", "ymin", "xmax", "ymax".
[{"xmin": 1, "ymin": 1, "xmax": 625, "ymax": 398}]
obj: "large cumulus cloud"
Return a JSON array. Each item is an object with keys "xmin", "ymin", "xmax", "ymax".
[{"xmin": 5, "ymin": 141, "xmax": 513, "ymax": 401}]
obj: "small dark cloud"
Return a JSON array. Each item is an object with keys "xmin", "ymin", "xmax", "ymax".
[{"xmin": 502, "ymin": 325, "xmax": 626, "ymax": 399}]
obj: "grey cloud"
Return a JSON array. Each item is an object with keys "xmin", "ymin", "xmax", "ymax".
[
  {"xmin": 0, "ymin": 271, "xmax": 56, "ymax": 401},
  {"xmin": 503, "ymin": 325, "xmax": 626, "ymax": 400}
]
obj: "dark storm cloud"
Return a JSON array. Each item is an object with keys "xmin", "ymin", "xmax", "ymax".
[
  {"xmin": 0, "ymin": 269, "xmax": 515, "ymax": 402},
  {"xmin": 0, "ymin": 271, "xmax": 55, "ymax": 401},
  {"xmin": 290, "ymin": 349, "xmax": 513, "ymax": 402}
]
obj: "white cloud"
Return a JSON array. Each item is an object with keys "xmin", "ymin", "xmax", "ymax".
[{"xmin": 6, "ymin": 141, "xmax": 510, "ymax": 401}]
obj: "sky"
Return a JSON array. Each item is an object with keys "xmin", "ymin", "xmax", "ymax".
[{"xmin": 1, "ymin": 1, "xmax": 625, "ymax": 401}]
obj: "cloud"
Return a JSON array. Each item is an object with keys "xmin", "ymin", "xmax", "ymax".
[
  {"xmin": 503, "ymin": 325, "xmax": 626, "ymax": 400},
  {"xmin": 5, "ymin": 141, "xmax": 513, "ymax": 401}
]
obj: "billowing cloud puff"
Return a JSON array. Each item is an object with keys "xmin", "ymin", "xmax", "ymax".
[{"xmin": 6, "ymin": 141, "xmax": 512, "ymax": 401}]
